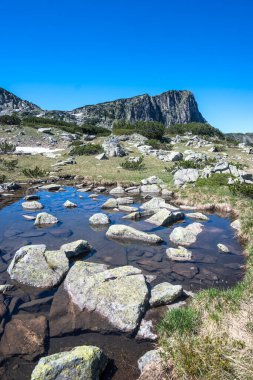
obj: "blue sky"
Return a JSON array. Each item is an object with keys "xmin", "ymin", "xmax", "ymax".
[{"xmin": 0, "ymin": 0, "xmax": 252, "ymax": 132}]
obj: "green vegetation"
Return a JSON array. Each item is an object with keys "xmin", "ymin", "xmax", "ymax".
[
  {"xmin": 121, "ymin": 156, "xmax": 145, "ymax": 171},
  {"xmin": 146, "ymin": 139, "xmax": 172, "ymax": 150},
  {"xmin": 0, "ymin": 174, "xmax": 6, "ymax": 182},
  {"xmin": 22, "ymin": 117, "xmax": 110, "ymax": 137},
  {"xmin": 229, "ymin": 181, "xmax": 253, "ymax": 198},
  {"xmin": 168, "ymin": 122, "xmax": 224, "ymax": 139},
  {"xmin": 0, "ymin": 141, "xmax": 16, "ymax": 153},
  {"xmin": 112, "ymin": 120, "xmax": 166, "ymax": 140},
  {"xmin": 195, "ymin": 173, "xmax": 231, "ymax": 187},
  {"xmin": 22, "ymin": 166, "xmax": 47, "ymax": 178},
  {"xmin": 70, "ymin": 143, "xmax": 103, "ymax": 156},
  {"xmin": 166, "ymin": 158, "xmax": 217, "ymax": 172},
  {"xmin": 0, "ymin": 159, "xmax": 18, "ymax": 170},
  {"xmin": 159, "ymin": 307, "xmax": 200, "ymax": 336},
  {"xmin": 0, "ymin": 114, "xmax": 21, "ymax": 125}
]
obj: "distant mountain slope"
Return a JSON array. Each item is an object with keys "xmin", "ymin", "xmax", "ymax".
[
  {"xmin": 0, "ymin": 87, "xmax": 205, "ymax": 127},
  {"xmin": 226, "ymin": 133, "xmax": 253, "ymax": 145},
  {"xmin": 0, "ymin": 88, "xmax": 41, "ymax": 115}
]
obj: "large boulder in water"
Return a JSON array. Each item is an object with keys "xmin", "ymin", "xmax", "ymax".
[
  {"xmin": 106, "ymin": 224, "xmax": 163, "ymax": 244},
  {"xmin": 31, "ymin": 345, "xmax": 108, "ymax": 380},
  {"xmin": 64, "ymin": 262, "xmax": 149, "ymax": 333},
  {"xmin": 169, "ymin": 223, "xmax": 203, "ymax": 246},
  {"xmin": 22, "ymin": 201, "xmax": 43, "ymax": 210},
  {"xmin": 34, "ymin": 212, "xmax": 58, "ymax": 226},
  {"xmin": 7, "ymin": 244, "xmax": 69, "ymax": 288},
  {"xmin": 149, "ymin": 282, "xmax": 183, "ymax": 307},
  {"xmin": 89, "ymin": 213, "xmax": 110, "ymax": 225}
]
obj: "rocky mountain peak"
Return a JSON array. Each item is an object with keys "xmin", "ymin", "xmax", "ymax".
[{"xmin": 0, "ymin": 87, "xmax": 41, "ymax": 116}]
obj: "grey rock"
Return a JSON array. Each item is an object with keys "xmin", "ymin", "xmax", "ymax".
[
  {"xmin": 40, "ymin": 184, "xmax": 61, "ymax": 191},
  {"xmin": 138, "ymin": 349, "xmax": 161, "ymax": 374},
  {"xmin": 22, "ymin": 201, "xmax": 43, "ymax": 210},
  {"xmin": 217, "ymin": 243, "xmax": 230, "ymax": 253},
  {"xmin": 140, "ymin": 184, "xmax": 160, "ymax": 193},
  {"xmin": 31, "ymin": 345, "xmax": 108, "ymax": 380},
  {"xmin": 169, "ymin": 222, "xmax": 203, "ymax": 246},
  {"xmin": 146, "ymin": 209, "xmax": 184, "ymax": 226},
  {"xmin": 89, "ymin": 213, "xmax": 110, "ymax": 225},
  {"xmin": 34, "ymin": 212, "xmax": 58, "ymax": 226},
  {"xmin": 63, "ymin": 200, "xmax": 77, "ymax": 208},
  {"xmin": 7, "ymin": 244, "xmax": 69, "ymax": 288},
  {"xmin": 174, "ymin": 168, "xmax": 200, "ymax": 186},
  {"xmin": 186, "ymin": 212, "xmax": 209, "ymax": 221},
  {"xmin": 106, "ymin": 224, "xmax": 163, "ymax": 244},
  {"xmin": 64, "ymin": 262, "xmax": 149, "ymax": 332},
  {"xmin": 166, "ymin": 246, "xmax": 192, "ymax": 261},
  {"xmin": 150, "ymin": 282, "xmax": 183, "ymax": 307},
  {"xmin": 61, "ymin": 240, "xmax": 92, "ymax": 258}
]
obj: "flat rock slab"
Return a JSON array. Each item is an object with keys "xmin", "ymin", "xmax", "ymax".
[
  {"xmin": 22, "ymin": 201, "xmax": 43, "ymax": 210},
  {"xmin": 40, "ymin": 184, "xmax": 61, "ymax": 191},
  {"xmin": 141, "ymin": 197, "xmax": 178, "ymax": 212},
  {"xmin": 7, "ymin": 244, "xmax": 69, "ymax": 288},
  {"xmin": 0, "ymin": 315, "xmax": 47, "ymax": 360},
  {"xmin": 106, "ymin": 224, "xmax": 163, "ymax": 244},
  {"xmin": 186, "ymin": 212, "xmax": 209, "ymax": 221},
  {"xmin": 146, "ymin": 209, "xmax": 184, "ymax": 226},
  {"xmin": 64, "ymin": 262, "xmax": 149, "ymax": 333},
  {"xmin": 31, "ymin": 345, "xmax": 108, "ymax": 380}
]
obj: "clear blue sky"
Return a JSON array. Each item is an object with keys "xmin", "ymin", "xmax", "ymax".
[{"xmin": 0, "ymin": 0, "xmax": 252, "ymax": 132}]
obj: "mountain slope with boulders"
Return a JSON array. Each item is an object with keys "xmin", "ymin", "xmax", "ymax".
[{"xmin": 0, "ymin": 87, "xmax": 205, "ymax": 127}]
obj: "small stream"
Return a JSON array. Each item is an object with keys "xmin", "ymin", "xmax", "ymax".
[{"xmin": 0, "ymin": 186, "xmax": 245, "ymax": 379}]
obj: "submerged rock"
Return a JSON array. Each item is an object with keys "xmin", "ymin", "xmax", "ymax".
[
  {"xmin": 34, "ymin": 212, "xmax": 58, "ymax": 226},
  {"xmin": 138, "ymin": 349, "xmax": 161, "ymax": 374},
  {"xmin": 7, "ymin": 244, "xmax": 69, "ymax": 288},
  {"xmin": 166, "ymin": 246, "xmax": 192, "ymax": 261},
  {"xmin": 169, "ymin": 222, "xmax": 203, "ymax": 246},
  {"xmin": 146, "ymin": 209, "xmax": 184, "ymax": 226},
  {"xmin": 186, "ymin": 212, "xmax": 209, "ymax": 221},
  {"xmin": 64, "ymin": 262, "xmax": 149, "ymax": 333},
  {"xmin": 22, "ymin": 201, "xmax": 43, "ymax": 210},
  {"xmin": 89, "ymin": 213, "xmax": 110, "ymax": 225},
  {"xmin": 106, "ymin": 224, "xmax": 163, "ymax": 244},
  {"xmin": 149, "ymin": 282, "xmax": 183, "ymax": 307},
  {"xmin": 0, "ymin": 315, "xmax": 47, "ymax": 360},
  {"xmin": 217, "ymin": 243, "xmax": 230, "ymax": 253},
  {"xmin": 31, "ymin": 345, "xmax": 108, "ymax": 380}
]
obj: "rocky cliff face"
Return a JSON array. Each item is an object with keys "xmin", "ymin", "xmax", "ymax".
[
  {"xmin": 0, "ymin": 88, "xmax": 41, "ymax": 115},
  {"xmin": 0, "ymin": 88, "xmax": 205, "ymax": 127},
  {"xmin": 67, "ymin": 90, "xmax": 205, "ymax": 127}
]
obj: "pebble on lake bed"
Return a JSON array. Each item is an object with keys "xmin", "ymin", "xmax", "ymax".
[{"xmin": 217, "ymin": 243, "xmax": 230, "ymax": 253}]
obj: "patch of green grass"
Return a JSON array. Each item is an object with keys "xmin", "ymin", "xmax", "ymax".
[
  {"xmin": 159, "ymin": 307, "xmax": 200, "ymax": 336},
  {"xmin": 146, "ymin": 139, "xmax": 172, "ymax": 150},
  {"xmin": 195, "ymin": 173, "xmax": 231, "ymax": 187},
  {"xmin": 0, "ymin": 174, "xmax": 6, "ymax": 182}
]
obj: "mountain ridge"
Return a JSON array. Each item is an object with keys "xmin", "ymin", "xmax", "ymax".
[{"xmin": 0, "ymin": 87, "xmax": 206, "ymax": 127}]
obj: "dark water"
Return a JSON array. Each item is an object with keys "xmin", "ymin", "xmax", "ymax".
[{"xmin": 0, "ymin": 187, "xmax": 245, "ymax": 379}]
